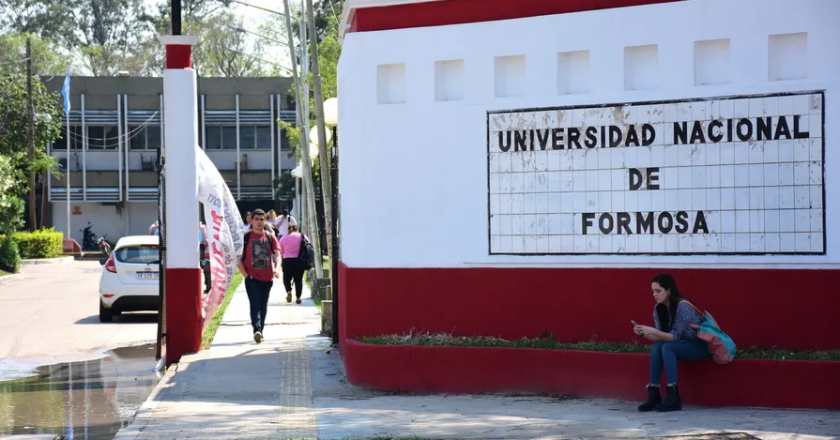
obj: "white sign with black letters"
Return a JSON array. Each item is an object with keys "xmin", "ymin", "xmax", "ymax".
[{"xmin": 487, "ymin": 91, "xmax": 825, "ymax": 255}]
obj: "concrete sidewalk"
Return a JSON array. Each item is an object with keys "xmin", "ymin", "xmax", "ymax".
[{"xmin": 115, "ymin": 280, "xmax": 840, "ymax": 440}]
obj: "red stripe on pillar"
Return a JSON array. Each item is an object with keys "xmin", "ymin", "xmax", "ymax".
[
  {"xmin": 165, "ymin": 267, "xmax": 203, "ymax": 364},
  {"xmin": 349, "ymin": 0, "xmax": 689, "ymax": 33},
  {"xmin": 165, "ymin": 44, "xmax": 193, "ymax": 69}
]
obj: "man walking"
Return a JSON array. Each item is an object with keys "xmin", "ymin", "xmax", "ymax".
[
  {"xmin": 238, "ymin": 209, "xmax": 281, "ymax": 343},
  {"xmin": 275, "ymin": 209, "xmax": 297, "ymax": 240}
]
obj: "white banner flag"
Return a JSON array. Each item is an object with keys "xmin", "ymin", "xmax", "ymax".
[{"xmin": 196, "ymin": 145, "xmax": 244, "ymax": 332}]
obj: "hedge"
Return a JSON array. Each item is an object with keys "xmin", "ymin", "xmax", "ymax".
[{"xmin": 0, "ymin": 229, "xmax": 64, "ymax": 259}]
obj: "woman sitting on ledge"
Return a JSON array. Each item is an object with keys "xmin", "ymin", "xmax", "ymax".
[{"xmin": 633, "ymin": 273, "xmax": 710, "ymax": 412}]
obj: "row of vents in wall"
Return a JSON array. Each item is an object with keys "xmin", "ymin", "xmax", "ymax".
[{"xmin": 376, "ymin": 33, "xmax": 809, "ymax": 104}]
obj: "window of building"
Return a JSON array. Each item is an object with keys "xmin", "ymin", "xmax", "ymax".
[
  {"xmin": 206, "ymin": 126, "xmax": 222, "ymax": 150},
  {"xmin": 205, "ymin": 126, "xmax": 272, "ymax": 150},
  {"xmin": 51, "ymin": 126, "xmax": 83, "ymax": 150},
  {"xmin": 222, "ymin": 126, "xmax": 237, "ymax": 150},
  {"xmin": 256, "ymin": 126, "xmax": 271, "ymax": 150},
  {"xmin": 130, "ymin": 125, "xmax": 162, "ymax": 150},
  {"xmin": 240, "ymin": 126, "xmax": 256, "ymax": 149},
  {"xmin": 87, "ymin": 126, "xmax": 119, "ymax": 150}
]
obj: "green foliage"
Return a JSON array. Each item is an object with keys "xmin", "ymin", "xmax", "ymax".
[
  {"xmin": 360, "ymin": 332, "xmax": 840, "ymax": 361},
  {"xmin": 0, "ymin": 235, "xmax": 21, "ymax": 273},
  {"xmin": 0, "ymin": 32, "xmax": 72, "ymax": 76},
  {"xmin": 273, "ymin": 170, "xmax": 296, "ymax": 201},
  {"xmin": 7, "ymin": 228, "xmax": 64, "ymax": 258},
  {"xmin": 0, "ymin": 155, "xmax": 25, "ymax": 235}
]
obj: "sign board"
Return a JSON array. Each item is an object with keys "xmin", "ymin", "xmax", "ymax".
[{"xmin": 487, "ymin": 91, "xmax": 825, "ymax": 255}]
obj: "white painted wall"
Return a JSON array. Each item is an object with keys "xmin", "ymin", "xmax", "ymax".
[
  {"xmin": 85, "ymin": 151, "xmax": 122, "ymax": 171},
  {"xmin": 338, "ymin": 0, "xmax": 840, "ymax": 268},
  {"xmin": 205, "ymin": 150, "xmax": 273, "ymax": 170},
  {"xmin": 51, "ymin": 202, "xmax": 156, "ymax": 244}
]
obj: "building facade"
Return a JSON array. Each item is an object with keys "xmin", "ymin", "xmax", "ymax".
[
  {"xmin": 337, "ymin": 0, "xmax": 839, "ymax": 355},
  {"xmin": 42, "ymin": 76, "xmax": 296, "ymax": 244}
]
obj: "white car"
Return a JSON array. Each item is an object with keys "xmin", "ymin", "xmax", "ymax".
[{"xmin": 99, "ymin": 235, "xmax": 161, "ymax": 322}]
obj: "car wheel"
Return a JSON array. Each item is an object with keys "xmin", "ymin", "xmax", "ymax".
[{"xmin": 99, "ymin": 301, "xmax": 114, "ymax": 322}]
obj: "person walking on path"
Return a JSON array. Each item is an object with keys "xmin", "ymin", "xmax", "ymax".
[
  {"xmin": 278, "ymin": 223, "xmax": 308, "ymax": 304},
  {"xmin": 238, "ymin": 209, "xmax": 281, "ymax": 343},
  {"xmin": 275, "ymin": 209, "xmax": 297, "ymax": 240}
]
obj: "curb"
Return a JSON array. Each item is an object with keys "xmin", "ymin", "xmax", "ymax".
[
  {"xmin": 0, "ymin": 273, "xmax": 24, "ymax": 285},
  {"xmin": 112, "ymin": 362, "xmax": 179, "ymax": 440},
  {"xmin": 20, "ymin": 256, "xmax": 75, "ymax": 265}
]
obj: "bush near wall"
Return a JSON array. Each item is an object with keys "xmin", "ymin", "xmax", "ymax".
[
  {"xmin": 0, "ymin": 229, "xmax": 64, "ymax": 259},
  {"xmin": 0, "ymin": 236, "xmax": 20, "ymax": 273}
]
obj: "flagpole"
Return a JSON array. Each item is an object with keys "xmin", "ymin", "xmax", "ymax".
[
  {"xmin": 66, "ymin": 112, "xmax": 70, "ymax": 242},
  {"xmin": 64, "ymin": 71, "xmax": 71, "ymax": 245}
]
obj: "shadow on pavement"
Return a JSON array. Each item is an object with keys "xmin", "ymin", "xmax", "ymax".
[{"xmin": 74, "ymin": 313, "xmax": 158, "ymax": 325}]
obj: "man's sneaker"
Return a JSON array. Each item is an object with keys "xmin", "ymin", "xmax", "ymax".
[
  {"xmin": 286, "ymin": 292, "xmax": 292, "ymax": 303},
  {"xmin": 296, "ymin": 298, "xmax": 302, "ymax": 304},
  {"xmin": 254, "ymin": 331, "xmax": 263, "ymax": 343}
]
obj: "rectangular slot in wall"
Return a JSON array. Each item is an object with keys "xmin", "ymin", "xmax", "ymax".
[
  {"xmin": 694, "ymin": 39, "xmax": 731, "ymax": 85},
  {"xmin": 769, "ymin": 33, "xmax": 807, "ymax": 81},
  {"xmin": 435, "ymin": 59, "xmax": 465, "ymax": 101},
  {"xmin": 557, "ymin": 50, "xmax": 590, "ymax": 95},
  {"xmin": 624, "ymin": 45, "xmax": 658, "ymax": 91},
  {"xmin": 495, "ymin": 55, "xmax": 526, "ymax": 98},
  {"xmin": 377, "ymin": 63, "xmax": 406, "ymax": 104}
]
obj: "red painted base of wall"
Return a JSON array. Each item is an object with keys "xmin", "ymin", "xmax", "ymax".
[
  {"xmin": 338, "ymin": 264, "xmax": 840, "ymax": 351},
  {"xmin": 165, "ymin": 267, "xmax": 203, "ymax": 365},
  {"xmin": 343, "ymin": 339, "xmax": 840, "ymax": 409}
]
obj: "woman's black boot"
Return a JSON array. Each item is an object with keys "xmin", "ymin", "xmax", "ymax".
[
  {"xmin": 637, "ymin": 385, "xmax": 661, "ymax": 412},
  {"xmin": 655, "ymin": 385, "xmax": 682, "ymax": 412}
]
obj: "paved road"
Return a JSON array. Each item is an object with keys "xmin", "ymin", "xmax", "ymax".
[{"xmin": 0, "ymin": 261, "xmax": 158, "ymax": 378}]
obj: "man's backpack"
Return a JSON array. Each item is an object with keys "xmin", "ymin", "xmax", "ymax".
[{"xmin": 298, "ymin": 234, "xmax": 315, "ymax": 270}]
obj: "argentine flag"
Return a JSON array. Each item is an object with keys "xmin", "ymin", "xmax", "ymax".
[{"xmin": 61, "ymin": 70, "xmax": 71, "ymax": 115}]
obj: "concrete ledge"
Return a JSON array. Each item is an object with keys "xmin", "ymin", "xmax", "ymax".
[
  {"xmin": 20, "ymin": 256, "xmax": 75, "ymax": 265},
  {"xmin": 0, "ymin": 273, "xmax": 24, "ymax": 285},
  {"xmin": 342, "ymin": 339, "xmax": 840, "ymax": 409}
]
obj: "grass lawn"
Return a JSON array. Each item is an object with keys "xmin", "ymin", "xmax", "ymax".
[
  {"xmin": 201, "ymin": 272, "xmax": 245, "ymax": 349},
  {"xmin": 359, "ymin": 332, "xmax": 840, "ymax": 361},
  {"xmin": 0, "ymin": 270, "xmax": 11, "ymax": 277},
  {"xmin": 304, "ymin": 256, "xmax": 330, "ymax": 312}
]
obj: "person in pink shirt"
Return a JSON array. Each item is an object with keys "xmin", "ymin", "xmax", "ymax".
[{"xmin": 278, "ymin": 224, "xmax": 308, "ymax": 304}]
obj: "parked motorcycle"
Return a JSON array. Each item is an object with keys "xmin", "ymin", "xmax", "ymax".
[
  {"xmin": 81, "ymin": 223, "xmax": 98, "ymax": 251},
  {"xmin": 80, "ymin": 223, "xmax": 113, "ymax": 255},
  {"xmin": 98, "ymin": 234, "xmax": 113, "ymax": 256}
]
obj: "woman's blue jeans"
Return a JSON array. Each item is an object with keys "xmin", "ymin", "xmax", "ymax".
[{"xmin": 649, "ymin": 340, "xmax": 710, "ymax": 385}]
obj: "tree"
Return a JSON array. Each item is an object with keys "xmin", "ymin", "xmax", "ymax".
[
  {"xmin": 0, "ymin": 71, "xmax": 63, "ymax": 230},
  {"xmin": 0, "ymin": 0, "xmax": 81, "ymax": 45},
  {"xmin": 191, "ymin": 11, "xmax": 265, "ymax": 77},
  {"xmin": 76, "ymin": 0, "xmax": 155, "ymax": 76},
  {"xmin": 0, "ymin": 154, "xmax": 25, "ymax": 236},
  {"xmin": 0, "ymin": 32, "xmax": 72, "ymax": 77}
]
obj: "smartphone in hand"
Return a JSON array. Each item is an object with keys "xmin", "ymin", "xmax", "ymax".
[{"xmin": 630, "ymin": 320, "xmax": 638, "ymax": 326}]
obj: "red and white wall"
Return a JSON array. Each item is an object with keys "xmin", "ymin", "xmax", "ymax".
[{"xmin": 337, "ymin": 0, "xmax": 840, "ymax": 351}]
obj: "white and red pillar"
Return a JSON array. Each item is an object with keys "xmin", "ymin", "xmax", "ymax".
[{"xmin": 159, "ymin": 35, "xmax": 201, "ymax": 365}]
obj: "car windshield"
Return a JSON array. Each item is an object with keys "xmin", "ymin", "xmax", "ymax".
[{"xmin": 115, "ymin": 245, "xmax": 159, "ymax": 265}]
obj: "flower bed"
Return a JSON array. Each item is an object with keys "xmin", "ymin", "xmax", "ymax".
[{"xmin": 343, "ymin": 336, "xmax": 840, "ymax": 409}]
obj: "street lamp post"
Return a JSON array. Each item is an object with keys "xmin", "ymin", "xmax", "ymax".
[{"xmin": 323, "ymin": 97, "xmax": 338, "ymax": 344}]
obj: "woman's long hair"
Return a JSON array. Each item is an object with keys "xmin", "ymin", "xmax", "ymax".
[
  {"xmin": 267, "ymin": 210, "xmax": 277, "ymax": 222},
  {"xmin": 651, "ymin": 273, "xmax": 690, "ymax": 332}
]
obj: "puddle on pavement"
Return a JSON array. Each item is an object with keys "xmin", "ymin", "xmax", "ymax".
[{"xmin": 0, "ymin": 344, "xmax": 160, "ymax": 440}]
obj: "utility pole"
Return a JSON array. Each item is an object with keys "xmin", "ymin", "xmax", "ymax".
[
  {"xmin": 283, "ymin": 0, "xmax": 324, "ymax": 278},
  {"xmin": 304, "ymin": 0, "xmax": 334, "ymax": 289},
  {"xmin": 26, "ymin": 37, "xmax": 36, "ymax": 232},
  {"xmin": 172, "ymin": 0, "xmax": 182, "ymax": 35}
]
